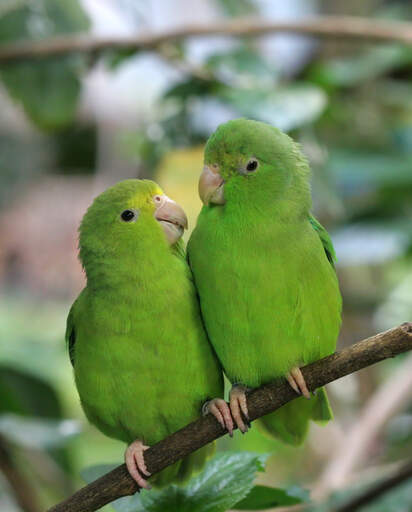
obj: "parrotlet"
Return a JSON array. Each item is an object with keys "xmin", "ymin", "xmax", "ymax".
[
  {"xmin": 187, "ymin": 119, "xmax": 342, "ymax": 444},
  {"xmin": 66, "ymin": 179, "xmax": 226, "ymax": 488}
]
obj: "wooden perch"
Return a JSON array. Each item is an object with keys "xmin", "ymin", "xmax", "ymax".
[
  {"xmin": 48, "ymin": 322, "xmax": 412, "ymax": 512},
  {"xmin": 2, "ymin": 16, "xmax": 412, "ymax": 64}
]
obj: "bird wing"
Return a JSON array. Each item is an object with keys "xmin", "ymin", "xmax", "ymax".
[
  {"xmin": 309, "ymin": 214, "xmax": 337, "ymax": 268},
  {"xmin": 65, "ymin": 299, "xmax": 79, "ymax": 367}
]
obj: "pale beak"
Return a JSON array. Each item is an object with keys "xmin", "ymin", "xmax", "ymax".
[
  {"xmin": 154, "ymin": 194, "xmax": 188, "ymax": 245},
  {"xmin": 198, "ymin": 165, "xmax": 225, "ymax": 206}
]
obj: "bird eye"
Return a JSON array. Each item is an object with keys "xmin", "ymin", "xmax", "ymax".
[
  {"xmin": 120, "ymin": 209, "xmax": 136, "ymax": 222},
  {"xmin": 246, "ymin": 158, "xmax": 258, "ymax": 172}
]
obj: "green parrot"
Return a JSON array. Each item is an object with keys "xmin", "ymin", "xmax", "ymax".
[
  {"xmin": 66, "ymin": 179, "xmax": 226, "ymax": 488},
  {"xmin": 187, "ymin": 119, "xmax": 342, "ymax": 445}
]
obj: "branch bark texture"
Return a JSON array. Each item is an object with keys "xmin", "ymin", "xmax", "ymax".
[
  {"xmin": 2, "ymin": 16, "xmax": 412, "ymax": 64},
  {"xmin": 48, "ymin": 322, "xmax": 412, "ymax": 512}
]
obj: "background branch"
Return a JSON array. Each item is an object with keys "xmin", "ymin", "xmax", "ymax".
[
  {"xmin": 2, "ymin": 16, "xmax": 412, "ymax": 63},
  {"xmin": 0, "ymin": 435, "xmax": 41, "ymax": 512},
  {"xmin": 335, "ymin": 459, "xmax": 412, "ymax": 512},
  {"xmin": 48, "ymin": 322, "xmax": 412, "ymax": 512},
  {"xmin": 315, "ymin": 351, "xmax": 412, "ymax": 498}
]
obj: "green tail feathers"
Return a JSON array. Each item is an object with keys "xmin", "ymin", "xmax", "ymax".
[
  {"xmin": 151, "ymin": 442, "xmax": 215, "ymax": 488},
  {"xmin": 256, "ymin": 387, "xmax": 333, "ymax": 446}
]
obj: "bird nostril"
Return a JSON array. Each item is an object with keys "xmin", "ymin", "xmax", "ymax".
[{"xmin": 154, "ymin": 195, "xmax": 162, "ymax": 203}]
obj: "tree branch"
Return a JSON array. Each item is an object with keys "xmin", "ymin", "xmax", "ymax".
[
  {"xmin": 47, "ymin": 322, "xmax": 412, "ymax": 512},
  {"xmin": 2, "ymin": 16, "xmax": 412, "ymax": 64},
  {"xmin": 335, "ymin": 459, "xmax": 412, "ymax": 512},
  {"xmin": 315, "ymin": 351, "xmax": 412, "ymax": 497},
  {"xmin": 0, "ymin": 435, "xmax": 41, "ymax": 512}
]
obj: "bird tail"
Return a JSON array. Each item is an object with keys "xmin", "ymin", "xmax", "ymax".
[
  {"xmin": 256, "ymin": 387, "xmax": 333, "ymax": 446},
  {"xmin": 151, "ymin": 442, "xmax": 215, "ymax": 488}
]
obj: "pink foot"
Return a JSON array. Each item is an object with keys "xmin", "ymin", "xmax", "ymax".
[
  {"xmin": 124, "ymin": 440, "xmax": 151, "ymax": 489},
  {"xmin": 286, "ymin": 367, "xmax": 311, "ymax": 399},
  {"xmin": 203, "ymin": 398, "xmax": 234, "ymax": 437},
  {"xmin": 229, "ymin": 384, "xmax": 250, "ymax": 434}
]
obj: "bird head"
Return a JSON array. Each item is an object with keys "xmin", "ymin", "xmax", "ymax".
[
  {"xmin": 79, "ymin": 179, "xmax": 188, "ymax": 271},
  {"xmin": 198, "ymin": 119, "xmax": 311, "ymax": 215}
]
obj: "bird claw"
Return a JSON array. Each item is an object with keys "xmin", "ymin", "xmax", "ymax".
[
  {"xmin": 286, "ymin": 367, "xmax": 311, "ymax": 399},
  {"xmin": 125, "ymin": 440, "xmax": 152, "ymax": 489},
  {"xmin": 203, "ymin": 398, "xmax": 234, "ymax": 437},
  {"xmin": 229, "ymin": 384, "xmax": 250, "ymax": 434}
]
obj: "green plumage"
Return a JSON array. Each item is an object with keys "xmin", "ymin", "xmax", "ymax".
[
  {"xmin": 188, "ymin": 119, "xmax": 342, "ymax": 445},
  {"xmin": 66, "ymin": 179, "xmax": 223, "ymax": 485}
]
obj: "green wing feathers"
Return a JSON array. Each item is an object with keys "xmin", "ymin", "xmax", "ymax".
[
  {"xmin": 258, "ymin": 217, "xmax": 338, "ymax": 445},
  {"xmin": 65, "ymin": 301, "xmax": 78, "ymax": 368},
  {"xmin": 309, "ymin": 215, "xmax": 337, "ymax": 267},
  {"xmin": 256, "ymin": 387, "xmax": 333, "ymax": 446}
]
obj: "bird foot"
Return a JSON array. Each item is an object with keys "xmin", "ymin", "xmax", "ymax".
[
  {"xmin": 202, "ymin": 398, "xmax": 234, "ymax": 437},
  {"xmin": 125, "ymin": 439, "xmax": 151, "ymax": 489},
  {"xmin": 286, "ymin": 367, "xmax": 311, "ymax": 399},
  {"xmin": 229, "ymin": 384, "xmax": 250, "ymax": 434}
]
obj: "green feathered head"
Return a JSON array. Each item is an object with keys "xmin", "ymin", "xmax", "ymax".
[
  {"xmin": 199, "ymin": 119, "xmax": 312, "ymax": 216},
  {"xmin": 79, "ymin": 179, "xmax": 188, "ymax": 276}
]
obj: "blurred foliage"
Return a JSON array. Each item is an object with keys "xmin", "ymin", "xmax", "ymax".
[
  {"xmin": 1, "ymin": 0, "xmax": 412, "ymax": 511},
  {"xmin": 0, "ymin": 0, "xmax": 89, "ymax": 130},
  {"xmin": 310, "ymin": 472, "xmax": 412, "ymax": 512},
  {"xmin": 82, "ymin": 452, "xmax": 308, "ymax": 511}
]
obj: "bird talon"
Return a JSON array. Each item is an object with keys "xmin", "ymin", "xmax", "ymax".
[
  {"xmin": 287, "ymin": 367, "xmax": 310, "ymax": 399},
  {"xmin": 203, "ymin": 398, "xmax": 234, "ymax": 437},
  {"xmin": 125, "ymin": 440, "xmax": 152, "ymax": 489},
  {"xmin": 229, "ymin": 384, "xmax": 250, "ymax": 434}
]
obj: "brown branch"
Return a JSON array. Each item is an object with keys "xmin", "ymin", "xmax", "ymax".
[
  {"xmin": 315, "ymin": 351, "xmax": 412, "ymax": 497},
  {"xmin": 0, "ymin": 435, "xmax": 41, "ymax": 512},
  {"xmin": 334, "ymin": 459, "xmax": 412, "ymax": 512},
  {"xmin": 2, "ymin": 16, "xmax": 412, "ymax": 64},
  {"xmin": 47, "ymin": 322, "xmax": 412, "ymax": 512}
]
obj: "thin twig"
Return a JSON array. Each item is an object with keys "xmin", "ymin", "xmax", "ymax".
[
  {"xmin": 48, "ymin": 322, "xmax": 412, "ymax": 512},
  {"xmin": 334, "ymin": 459, "xmax": 412, "ymax": 512},
  {"xmin": 2, "ymin": 16, "xmax": 412, "ymax": 63},
  {"xmin": 315, "ymin": 352, "xmax": 412, "ymax": 497},
  {"xmin": 0, "ymin": 436, "xmax": 41, "ymax": 512}
]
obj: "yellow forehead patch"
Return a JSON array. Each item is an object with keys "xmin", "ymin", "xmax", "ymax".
[{"xmin": 126, "ymin": 182, "xmax": 164, "ymax": 209}]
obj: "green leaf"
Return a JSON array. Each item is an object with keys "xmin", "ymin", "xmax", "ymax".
[
  {"xmin": 220, "ymin": 85, "xmax": 327, "ymax": 132},
  {"xmin": 206, "ymin": 46, "xmax": 277, "ymax": 85},
  {"xmin": 311, "ymin": 45, "xmax": 412, "ymax": 88},
  {"xmin": 214, "ymin": 0, "xmax": 258, "ymax": 17},
  {"xmin": 328, "ymin": 150, "xmax": 412, "ymax": 189},
  {"xmin": 164, "ymin": 76, "xmax": 220, "ymax": 100},
  {"xmin": 0, "ymin": 413, "xmax": 80, "ymax": 449},
  {"xmin": 0, "ymin": 0, "xmax": 90, "ymax": 43},
  {"xmin": 1, "ymin": 57, "xmax": 83, "ymax": 130},
  {"xmin": 0, "ymin": 365, "xmax": 62, "ymax": 418},
  {"xmin": 140, "ymin": 451, "xmax": 269, "ymax": 512},
  {"xmin": 82, "ymin": 453, "xmax": 269, "ymax": 512},
  {"xmin": 234, "ymin": 485, "xmax": 308, "ymax": 510},
  {"xmin": 0, "ymin": 0, "xmax": 90, "ymax": 130}
]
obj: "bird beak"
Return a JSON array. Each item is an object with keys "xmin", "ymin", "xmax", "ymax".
[
  {"xmin": 198, "ymin": 165, "xmax": 225, "ymax": 206},
  {"xmin": 154, "ymin": 194, "xmax": 188, "ymax": 245}
]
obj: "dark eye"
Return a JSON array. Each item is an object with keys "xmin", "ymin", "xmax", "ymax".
[
  {"xmin": 120, "ymin": 210, "xmax": 135, "ymax": 222},
  {"xmin": 246, "ymin": 159, "xmax": 258, "ymax": 172}
]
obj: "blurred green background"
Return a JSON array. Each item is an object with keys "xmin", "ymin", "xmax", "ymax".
[{"xmin": 1, "ymin": 0, "xmax": 412, "ymax": 511}]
